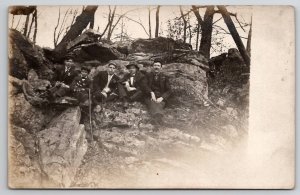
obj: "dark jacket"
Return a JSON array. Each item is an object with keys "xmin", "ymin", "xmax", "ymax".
[
  {"xmin": 119, "ymin": 71, "xmax": 151, "ymax": 94},
  {"xmin": 70, "ymin": 76, "xmax": 92, "ymax": 92},
  {"xmin": 146, "ymin": 72, "xmax": 171, "ymax": 100},
  {"xmin": 92, "ymin": 71, "xmax": 119, "ymax": 93},
  {"xmin": 53, "ymin": 64, "xmax": 78, "ymax": 85}
]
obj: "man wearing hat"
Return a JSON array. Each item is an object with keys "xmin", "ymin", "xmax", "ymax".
[
  {"xmin": 118, "ymin": 62, "xmax": 150, "ymax": 105},
  {"xmin": 144, "ymin": 60, "xmax": 171, "ymax": 126},
  {"xmin": 48, "ymin": 58, "xmax": 79, "ymax": 100},
  {"xmin": 92, "ymin": 62, "xmax": 120, "ymax": 104}
]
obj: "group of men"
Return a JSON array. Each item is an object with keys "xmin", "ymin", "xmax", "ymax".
[{"xmin": 49, "ymin": 59, "xmax": 171, "ymax": 126}]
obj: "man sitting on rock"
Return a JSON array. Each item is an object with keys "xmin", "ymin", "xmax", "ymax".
[
  {"xmin": 145, "ymin": 60, "xmax": 171, "ymax": 126},
  {"xmin": 49, "ymin": 58, "xmax": 79, "ymax": 100},
  {"xmin": 70, "ymin": 66, "xmax": 92, "ymax": 106},
  {"xmin": 118, "ymin": 62, "xmax": 150, "ymax": 107},
  {"xmin": 92, "ymin": 62, "xmax": 120, "ymax": 104}
]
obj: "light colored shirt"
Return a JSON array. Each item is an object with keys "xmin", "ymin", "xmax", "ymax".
[
  {"xmin": 130, "ymin": 76, "xmax": 134, "ymax": 86},
  {"xmin": 103, "ymin": 74, "xmax": 113, "ymax": 93},
  {"xmin": 65, "ymin": 66, "xmax": 71, "ymax": 76}
]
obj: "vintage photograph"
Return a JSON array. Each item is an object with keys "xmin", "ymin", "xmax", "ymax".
[{"xmin": 7, "ymin": 5, "xmax": 292, "ymax": 189}]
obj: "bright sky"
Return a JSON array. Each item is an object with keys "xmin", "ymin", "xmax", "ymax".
[{"xmin": 8, "ymin": 5, "xmax": 252, "ymax": 57}]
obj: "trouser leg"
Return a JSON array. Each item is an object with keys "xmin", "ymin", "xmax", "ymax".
[
  {"xmin": 118, "ymin": 83, "xmax": 128, "ymax": 99},
  {"xmin": 128, "ymin": 90, "xmax": 143, "ymax": 102}
]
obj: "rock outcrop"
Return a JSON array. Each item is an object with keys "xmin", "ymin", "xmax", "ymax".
[
  {"xmin": 8, "ymin": 29, "xmax": 249, "ymax": 188},
  {"xmin": 37, "ymin": 107, "xmax": 88, "ymax": 187},
  {"xmin": 9, "ymin": 93, "xmax": 57, "ymax": 134},
  {"xmin": 8, "ymin": 131, "xmax": 40, "ymax": 188},
  {"xmin": 9, "ymin": 29, "xmax": 53, "ymax": 80}
]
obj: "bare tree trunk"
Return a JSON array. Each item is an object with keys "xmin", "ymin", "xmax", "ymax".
[
  {"xmin": 23, "ymin": 14, "xmax": 30, "ymax": 36},
  {"xmin": 188, "ymin": 13, "xmax": 192, "ymax": 45},
  {"xmin": 179, "ymin": 6, "xmax": 187, "ymax": 43},
  {"xmin": 195, "ymin": 23, "xmax": 200, "ymax": 50},
  {"xmin": 100, "ymin": 7, "xmax": 112, "ymax": 37},
  {"xmin": 52, "ymin": 6, "xmax": 98, "ymax": 61},
  {"xmin": 217, "ymin": 5, "xmax": 250, "ymax": 66},
  {"xmin": 246, "ymin": 16, "xmax": 252, "ymax": 59},
  {"xmin": 89, "ymin": 11, "xmax": 95, "ymax": 29},
  {"xmin": 120, "ymin": 17, "xmax": 124, "ymax": 41},
  {"xmin": 33, "ymin": 9, "xmax": 37, "ymax": 44},
  {"xmin": 27, "ymin": 8, "xmax": 36, "ymax": 38},
  {"xmin": 199, "ymin": 6, "xmax": 214, "ymax": 59},
  {"xmin": 155, "ymin": 6, "xmax": 160, "ymax": 38},
  {"xmin": 191, "ymin": 5, "xmax": 203, "ymax": 51},
  {"xmin": 148, "ymin": 6, "xmax": 152, "ymax": 39},
  {"xmin": 107, "ymin": 6, "xmax": 117, "ymax": 40},
  {"xmin": 15, "ymin": 15, "xmax": 22, "ymax": 29}
]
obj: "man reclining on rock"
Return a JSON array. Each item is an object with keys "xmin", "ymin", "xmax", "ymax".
[
  {"xmin": 118, "ymin": 62, "xmax": 150, "ymax": 108},
  {"xmin": 92, "ymin": 62, "xmax": 120, "ymax": 105},
  {"xmin": 144, "ymin": 60, "xmax": 171, "ymax": 127},
  {"xmin": 70, "ymin": 66, "xmax": 92, "ymax": 106},
  {"xmin": 48, "ymin": 58, "xmax": 79, "ymax": 101}
]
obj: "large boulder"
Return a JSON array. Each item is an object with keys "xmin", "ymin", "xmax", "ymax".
[
  {"xmin": 10, "ymin": 125, "xmax": 36, "ymax": 158},
  {"xmin": 130, "ymin": 37, "xmax": 191, "ymax": 54},
  {"xmin": 9, "ymin": 93, "xmax": 57, "ymax": 134},
  {"xmin": 8, "ymin": 131, "xmax": 40, "ymax": 188},
  {"xmin": 162, "ymin": 63, "xmax": 208, "ymax": 106},
  {"xmin": 9, "ymin": 29, "xmax": 53, "ymax": 80},
  {"xmin": 8, "ymin": 76, "xmax": 24, "ymax": 96},
  {"xmin": 37, "ymin": 107, "xmax": 88, "ymax": 187},
  {"xmin": 80, "ymin": 42, "xmax": 125, "ymax": 62},
  {"xmin": 67, "ymin": 29, "xmax": 101, "ymax": 51}
]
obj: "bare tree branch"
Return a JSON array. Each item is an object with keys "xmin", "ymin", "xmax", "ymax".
[
  {"xmin": 214, "ymin": 10, "xmax": 237, "ymax": 17},
  {"xmin": 213, "ymin": 24, "xmax": 229, "ymax": 34},
  {"xmin": 100, "ymin": 7, "xmax": 113, "ymax": 37},
  {"xmin": 33, "ymin": 8, "xmax": 37, "ymax": 44},
  {"xmin": 57, "ymin": 8, "xmax": 70, "ymax": 40},
  {"xmin": 234, "ymin": 15, "xmax": 246, "ymax": 32},
  {"xmin": 179, "ymin": 6, "xmax": 187, "ymax": 43},
  {"xmin": 107, "ymin": 6, "xmax": 117, "ymax": 40},
  {"xmin": 213, "ymin": 29, "xmax": 249, "ymax": 39},
  {"xmin": 65, "ymin": 9, "xmax": 79, "ymax": 35},
  {"xmin": 213, "ymin": 16, "xmax": 222, "ymax": 25},
  {"xmin": 11, "ymin": 15, "xmax": 15, "ymax": 28},
  {"xmin": 54, "ymin": 7, "xmax": 61, "ymax": 47},
  {"xmin": 108, "ymin": 7, "xmax": 146, "ymax": 39},
  {"xmin": 191, "ymin": 5, "xmax": 203, "ymax": 24},
  {"xmin": 27, "ymin": 9, "xmax": 36, "ymax": 38},
  {"xmin": 192, "ymin": 5, "xmax": 209, "ymax": 9},
  {"xmin": 14, "ymin": 15, "xmax": 22, "ymax": 29},
  {"xmin": 23, "ymin": 14, "xmax": 30, "ymax": 36},
  {"xmin": 246, "ymin": 15, "xmax": 252, "ymax": 58},
  {"xmin": 123, "ymin": 15, "xmax": 150, "ymax": 37}
]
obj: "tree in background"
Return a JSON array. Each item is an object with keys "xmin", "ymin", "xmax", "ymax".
[
  {"xmin": 217, "ymin": 5, "xmax": 250, "ymax": 66},
  {"xmin": 52, "ymin": 6, "xmax": 98, "ymax": 61},
  {"xmin": 10, "ymin": 6, "xmax": 38, "ymax": 43},
  {"xmin": 155, "ymin": 6, "xmax": 161, "ymax": 38},
  {"xmin": 54, "ymin": 7, "xmax": 79, "ymax": 47}
]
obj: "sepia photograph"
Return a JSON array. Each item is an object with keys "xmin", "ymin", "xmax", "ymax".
[{"xmin": 7, "ymin": 5, "xmax": 294, "ymax": 189}]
